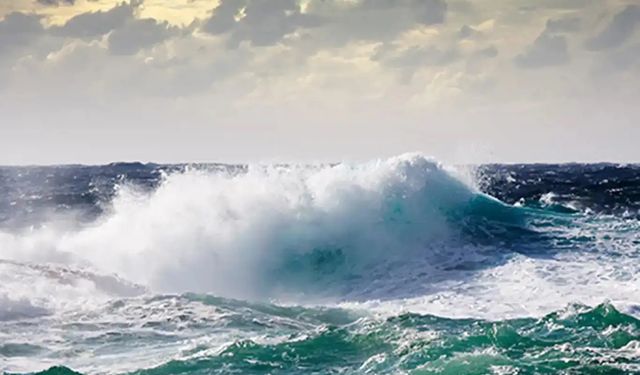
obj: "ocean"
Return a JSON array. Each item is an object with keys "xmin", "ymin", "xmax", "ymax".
[{"xmin": 1, "ymin": 153, "xmax": 639, "ymax": 374}]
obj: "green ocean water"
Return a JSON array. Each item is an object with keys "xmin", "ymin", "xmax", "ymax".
[{"xmin": 9, "ymin": 301, "xmax": 640, "ymax": 375}]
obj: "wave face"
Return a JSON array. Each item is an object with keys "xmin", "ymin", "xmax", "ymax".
[{"xmin": 1, "ymin": 154, "xmax": 640, "ymax": 374}]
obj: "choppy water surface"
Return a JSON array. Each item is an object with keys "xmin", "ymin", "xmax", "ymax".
[{"xmin": 1, "ymin": 154, "xmax": 639, "ymax": 374}]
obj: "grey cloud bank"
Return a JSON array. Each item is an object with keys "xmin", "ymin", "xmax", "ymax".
[{"xmin": 0, "ymin": 0, "xmax": 639, "ymax": 164}]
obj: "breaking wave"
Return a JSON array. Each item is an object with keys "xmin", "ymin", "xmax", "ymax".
[{"xmin": 0, "ymin": 153, "xmax": 531, "ymax": 302}]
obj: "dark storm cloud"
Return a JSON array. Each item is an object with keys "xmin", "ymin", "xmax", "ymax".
[
  {"xmin": 515, "ymin": 32, "xmax": 569, "ymax": 68},
  {"xmin": 518, "ymin": 0, "xmax": 595, "ymax": 11},
  {"xmin": 36, "ymin": 0, "xmax": 75, "ymax": 6},
  {"xmin": 586, "ymin": 5, "xmax": 640, "ymax": 51},
  {"xmin": 312, "ymin": 0, "xmax": 447, "ymax": 45},
  {"xmin": 200, "ymin": 0, "xmax": 240, "ymax": 35},
  {"xmin": 593, "ymin": 40, "xmax": 640, "ymax": 76},
  {"xmin": 202, "ymin": 0, "xmax": 447, "ymax": 48},
  {"xmin": 458, "ymin": 24, "xmax": 476, "ymax": 39},
  {"xmin": 514, "ymin": 16, "xmax": 578, "ymax": 69},
  {"xmin": 0, "ymin": 12, "xmax": 43, "ymax": 37},
  {"xmin": 0, "ymin": 12, "xmax": 44, "ymax": 56},
  {"xmin": 474, "ymin": 45, "xmax": 498, "ymax": 59},
  {"xmin": 605, "ymin": 42, "xmax": 640, "ymax": 71},
  {"xmin": 107, "ymin": 18, "xmax": 175, "ymax": 55},
  {"xmin": 53, "ymin": 2, "xmax": 134, "ymax": 38},
  {"xmin": 44, "ymin": 1, "xmax": 174, "ymax": 54},
  {"xmin": 202, "ymin": 0, "xmax": 321, "ymax": 47},
  {"xmin": 544, "ymin": 0, "xmax": 594, "ymax": 9},
  {"xmin": 545, "ymin": 17, "xmax": 581, "ymax": 33},
  {"xmin": 355, "ymin": 0, "xmax": 447, "ymax": 25}
]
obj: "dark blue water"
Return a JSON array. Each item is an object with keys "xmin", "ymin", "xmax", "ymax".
[{"xmin": 1, "ymin": 162, "xmax": 638, "ymax": 230}]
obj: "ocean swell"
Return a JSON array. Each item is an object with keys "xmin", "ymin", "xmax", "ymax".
[
  {"xmin": 2, "ymin": 155, "xmax": 640, "ymax": 374},
  {"xmin": 0, "ymin": 153, "xmax": 527, "ymax": 302}
]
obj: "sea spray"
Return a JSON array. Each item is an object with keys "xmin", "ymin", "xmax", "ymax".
[{"xmin": 1, "ymin": 154, "xmax": 516, "ymax": 300}]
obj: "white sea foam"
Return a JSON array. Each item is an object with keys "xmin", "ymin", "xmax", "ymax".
[
  {"xmin": 0, "ymin": 153, "xmax": 638, "ymax": 321},
  {"xmin": 0, "ymin": 154, "xmax": 477, "ymax": 299}
]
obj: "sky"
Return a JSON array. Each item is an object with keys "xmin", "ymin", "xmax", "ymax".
[{"xmin": 0, "ymin": 0, "xmax": 639, "ymax": 164}]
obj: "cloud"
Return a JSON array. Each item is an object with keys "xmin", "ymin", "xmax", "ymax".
[
  {"xmin": 45, "ymin": 1, "xmax": 175, "ymax": 54},
  {"xmin": 515, "ymin": 32, "xmax": 569, "ymax": 68},
  {"xmin": 53, "ymin": 2, "xmax": 135, "ymax": 39},
  {"xmin": 514, "ymin": 17, "xmax": 577, "ymax": 69},
  {"xmin": 545, "ymin": 17, "xmax": 581, "ymax": 33},
  {"xmin": 373, "ymin": 44, "xmax": 458, "ymax": 68},
  {"xmin": 594, "ymin": 42, "xmax": 640, "ymax": 76},
  {"xmin": 200, "ymin": 0, "xmax": 241, "ymax": 35},
  {"xmin": 458, "ymin": 24, "xmax": 476, "ymax": 39},
  {"xmin": 518, "ymin": 0, "xmax": 595, "ymax": 12},
  {"xmin": 586, "ymin": 5, "xmax": 640, "ymax": 51},
  {"xmin": 305, "ymin": 0, "xmax": 447, "ymax": 46},
  {"xmin": 0, "ymin": 12, "xmax": 44, "ymax": 57},
  {"xmin": 36, "ymin": 0, "xmax": 75, "ymax": 6},
  {"xmin": 201, "ymin": 0, "xmax": 447, "ymax": 49},
  {"xmin": 371, "ymin": 40, "xmax": 496, "ymax": 81},
  {"xmin": 1, "ymin": 0, "xmax": 639, "ymax": 164},
  {"xmin": 108, "ymin": 18, "xmax": 175, "ymax": 55},
  {"xmin": 474, "ymin": 45, "xmax": 498, "ymax": 59},
  {"xmin": 545, "ymin": 0, "xmax": 594, "ymax": 9},
  {"xmin": 202, "ymin": 0, "xmax": 321, "ymax": 47},
  {"xmin": 606, "ymin": 42, "xmax": 640, "ymax": 71},
  {"xmin": 355, "ymin": 0, "xmax": 447, "ymax": 25}
]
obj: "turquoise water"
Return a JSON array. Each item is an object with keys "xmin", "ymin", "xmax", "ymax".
[{"xmin": 9, "ymin": 299, "xmax": 640, "ymax": 374}]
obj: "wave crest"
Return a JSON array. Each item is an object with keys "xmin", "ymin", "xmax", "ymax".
[{"xmin": 1, "ymin": 153, "xmax": 525, "ymax": 300}]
